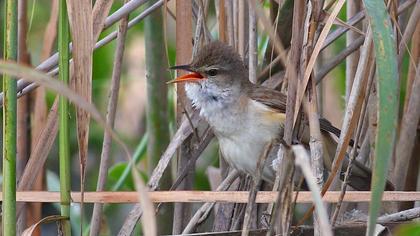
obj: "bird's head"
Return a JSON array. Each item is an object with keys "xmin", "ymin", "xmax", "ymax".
[{"xmin": 168, "ymin": 41, "xmax": 248, "ymax": 89}]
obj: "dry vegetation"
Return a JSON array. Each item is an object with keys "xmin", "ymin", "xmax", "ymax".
[{"xmin": 0, "ymin": 0, "xmax": 419, "ymax": 235}]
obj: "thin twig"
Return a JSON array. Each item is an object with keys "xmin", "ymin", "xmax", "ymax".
[
  {"xmin": 315, "ymin": 36, "xmax": 365, "ymax": 84},
  {"xmin": 89, "ymin": 5, "xmax": 129, "ymax": 236},
  {"xmin": 154, "ymin": 128, "xmax": 214, "ymax": 212}
]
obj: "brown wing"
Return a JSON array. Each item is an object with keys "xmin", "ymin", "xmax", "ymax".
[
  {"xmin": 249, "ymin": 85, "xmax": 344, "ymax": 139},
  {"xmin": 248, "ymin": 85, "xmax": 287, "ymax": 114}
]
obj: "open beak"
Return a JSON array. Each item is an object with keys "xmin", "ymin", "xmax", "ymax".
[{"xmin": 167, "ymin": 64, "xmax": 204, "ymax": 84}]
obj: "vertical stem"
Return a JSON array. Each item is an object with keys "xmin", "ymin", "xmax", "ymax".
[
  {"xmin": 17, "ymin": 0, "xmax": 30, "ymax": 233},
  {"xmin": 225, "ymin": 0, "xmax": 234, "ymax": 46},
  {"xmin": 2, "ymin": 0, "xmax": 17, "ymax": 235},
  {"xmin": 269, "ymin": 1, "xmax": 305, "ymax": 234},
  {"xmin": 345, "ymin": 1, "xmax": 361, "ymax": 103},
  {"xmin": 236, "ymin": 0, "xmax": 244, "ymax": 59},
  {"xmin": 248, "ymin": 1, "xmax": 257, "ymax": 83},
  {"xmin": 90, "ymin": 3, "xmax": 129, "ymax": 236},
  {"xmin": 144, "ymin": 0, "xmax": 173, "ymax": 234},
  {"xmin": 173, "ymin": 0, "xmax": 193, "ymax": 234},
  {"xmin": 58, "ymin": 0, "xmax": 71, "ymax": 234},
  {"xmin": 218, "ymin": 0, "xmax": 226, "ymax": 42}
]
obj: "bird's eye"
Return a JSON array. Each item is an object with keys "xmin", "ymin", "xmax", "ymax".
[{"xmin": 207, "ymin": 69, "xmax": 218, "ymax": 76}]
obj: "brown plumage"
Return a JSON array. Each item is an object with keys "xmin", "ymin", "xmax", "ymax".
[{"xmin": 171, "ymin": 41, "xmax": 394, "ymax": 191}]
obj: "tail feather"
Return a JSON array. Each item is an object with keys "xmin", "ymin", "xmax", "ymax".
[{"xmin": 322, "ymin": 132, "xmax": 395, "ymax": 191}]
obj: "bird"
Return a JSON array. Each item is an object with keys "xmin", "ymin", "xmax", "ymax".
[{"xmin": 169, "ymin": 41, "xmax": 393, "ymax": 191}]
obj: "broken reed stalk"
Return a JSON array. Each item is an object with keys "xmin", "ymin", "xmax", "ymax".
[
  {"xmin": 58, "ymin": 0, "xmax": 71, "ymax": 234},
  {"xmin": 2, "ymin": 0, "xmax": 18, "ymax": 235}
]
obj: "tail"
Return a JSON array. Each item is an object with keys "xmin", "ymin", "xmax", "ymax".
[{"xmin": 322, "ymin": 132, "xmax": 395, "ymax": 191}]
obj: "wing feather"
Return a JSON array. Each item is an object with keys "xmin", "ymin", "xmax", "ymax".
[{"xmin": 249, "ymin": 85, "xmax": 343, "ymax": 139}]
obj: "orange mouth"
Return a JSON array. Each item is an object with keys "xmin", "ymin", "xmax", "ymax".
[{"xmin": 167, "ymin": 72, "xmax": 204, "ymax": 84}]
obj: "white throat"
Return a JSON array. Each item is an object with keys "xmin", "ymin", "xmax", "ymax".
[
  {"xmin": 185, "ymin": 81, "xmax": 237, "ymax": 118},
  {"xmin": 185, "ymin": 81, "xmax": 245, "ymax": 137}
]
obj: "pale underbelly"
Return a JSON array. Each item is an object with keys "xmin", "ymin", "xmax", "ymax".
[{"xmin": 218, "ymin": 134, "xmax": 277, "ymax": 182}]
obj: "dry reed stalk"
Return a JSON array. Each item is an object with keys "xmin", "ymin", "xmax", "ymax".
[
  {"xmin": 17, "ymin": 99, "xmax": 59, "ymax": 210},
  {"xmin": 226, "ymin": 0, "xmax": 235, "ymax": 46},
  {"xmin": 331, "ymin": 64, "xmax": 376, "ymax": 225},
  {"xmin": 345, "ymin": 1, "xmax": 362, "ymax": 103},
  {"xmin": 404, "ymin": 22, "xmax": 420, "ymax": 111},
  {"xmin": 293, "ymin": 0, "xmax": 345, "ymax": 126},
  {"xmin": 298, "ymin": 28, "xmax": 374, "ymax": 226},
  {"xmin": 393, "ymin": 63, "xmax": 420, "ymax": 192},
  {"xmin": 89, "ymin": 4, "xmax": 129, "ymax": 236},
  {"xmin": 218, "ymin": 0, "xmax": 227, "ymax": 42},
  {"xmin": 266, "ymin": 0, "xmax": 305, "ymax": 234},
  {"xmin": 300, "ymin": 2, "xmax": 326, "ymax": 234},
  {"xmin": 315, "ymin": 36, "xmax": 365, "ymax": 83},
  {"xmin": 19, "ymin": 3, "xmax": 58, "ymax": 231},
  {"xmin": 398, "ymin": 21, "xmax": 420, "ymax": 210},
  {"xmin": 248, "ymin": 1, "xmax": 257, "ymax": 84},
  {"xmin": 7, "ymin": 191, "xmax": 420, "ymax": 203},
  {"xmin": 237, "ymin": 0, "xmax": 248, "ymax": 59},
  {"xmin": 173, "ymin": 1, "xmax": 194, "ymax": 233},
  {"xmin": 17, "ymin": 0, "xmax": 31, "ymax": 233}
]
